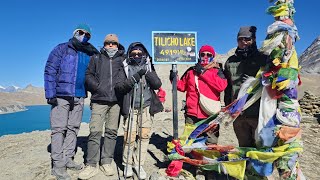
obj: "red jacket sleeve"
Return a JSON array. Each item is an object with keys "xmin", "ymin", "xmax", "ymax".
[
  {"xmin": 177, "ymin": 71, "xmax": 189, "ymax": 92},
  {"xmin": 199, "ymin": 68, "xmax": 227, "ymax": 92}
]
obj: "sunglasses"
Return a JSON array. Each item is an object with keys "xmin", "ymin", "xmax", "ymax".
[
  {"xmin": 105, "ymin": 41, "xmax": 118, "ymax": 46},
  {"xmin": 129, "ymin": 52, "xmax": 143, "ymax": 58},
  {"xmin": 238, "ymin": 37, "xmax": 252, "ymax": 42},
  {"xmin": 200, "ymin": 52, "xmax": 213, "ymax": 58},
  {"xmin": 78, "ymin": 30, "xmax": 91, "ymax": 38}
]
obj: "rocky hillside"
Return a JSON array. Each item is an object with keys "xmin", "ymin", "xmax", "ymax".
[
  {"xmin": 299, "ymin": 90, "xmax": 320, "ymax": 119},
  {"xmin": 18, "ymin": 84, "xmax": 44, "ymax": 94},
  {"xmin": 215, "ymin": 47, "xmax": 236, "ymax": 65},
  {"xmin": 0, "ymin": 85, "xmax": 46, "ymax": 107},
  {"xmin": 0, "ymin": 104, "xmax": 27, "ymax": 114},
  {"xmin": 299, "ymin": 36, "xmax": 320, "ymax": 74}
]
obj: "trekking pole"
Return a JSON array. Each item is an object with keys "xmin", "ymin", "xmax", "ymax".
[
  {"xmin": 124, "ymin": 83, "xmax": 138, "ymax": 180},
  {"xmin": 138, "ymin": 78, "xmax": 144, "ymax": 179}
]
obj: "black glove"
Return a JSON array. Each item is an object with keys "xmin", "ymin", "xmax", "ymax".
[
  {"xmin": 132, "ymin": 73, "xmax": 141, "ymax": 83},
  {"xmin": 169, "ymin": 70, "xmax": 177, "ymax": 82},
  {"xmin": 137, "ymin": 68, "xmax": 147, "ymax": 76},
  {"xmin": 68, "ymin": 98, "xmax": 75, "ymax": 111},
  {"xmin": 47, "ymin": 98, "xmax": 58, "ymax": 106},
  {"xmin": 194, "ymin": 63, "xmax": 205, "ymax": 75},
  {"xmin": 241, "ymin": 74, "xmax": 250, "ymax": 83},
  {"xmin": 217, "ymin": 69, "xmax": 226, "ymax": 79}
]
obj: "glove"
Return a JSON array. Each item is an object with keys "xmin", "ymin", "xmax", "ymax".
[
  {"xmin": 217, "ymin": 69, "xmax": 226, "ymax": 79},
  {"xmin": 241, "ymin": 74, "xmax": 250, "ymax": 83},
  {"xmin": 132, "ymin": 68, "xmax": 148, "ymax": 83},
  {"xmin": 132, "ymin": 73, "xmax": 141, "ymax": 83},
  {"xmin": 169, "ymin": 70, "xmax": 177, "ymax": 82},
  {"xmin": 68, "ymin": 98, "xmax": 75, "ymax": 111},
  {"xmin": 194, "ymin": 63, "xmax": 205, "ymax": 75},
  {"xmin": 137, "ymin": 68, "xmax": 147, "ymax": 76},
  {"xmin": 47, "ymin": 98, "xmax": 58, "ymax": 106}
]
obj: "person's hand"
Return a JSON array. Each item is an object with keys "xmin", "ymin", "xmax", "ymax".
[
  {"xmin": 194, "ymin": 63, "xmax": 205, "ymax": 75},
  {"xmin": 217, "ymin": 69, "xmax": 226, "ymax": 79},
  {"xmin": 169, "ymin": 70, "xmax": 177, "ymax": 82},
  {"xmin": 132, "ymin": 73, "xmax": 141, "ymax": 83},
  {"xmin": 132, "ymin": 68, "xmax": 147, "ymax": 83},
  {"xmin": 137, "ymin": 68, "xmax": 147, "ymax": 76},
  {"xmin": 241, "ymin": 74, "xmax": 250, "ymax": 83},
  {"xmin": 47, "ymin": 98, "xmax": 58, "ymax": 106}
]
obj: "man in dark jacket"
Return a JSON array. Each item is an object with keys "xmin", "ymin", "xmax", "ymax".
[
  {"xmin": 224, "ymin": 26, "xmax": 267, "ymax": 148},
  {"xmin": 115, "ymin": 42, "xmax": 163, "ymax": 179},
  {"xmin": 78, "ymin": 34, "xmax": 125, "ymax": 179},
  {"xmin": 44, "ymin": 23, "xmax": 99, "ymax": 180}
]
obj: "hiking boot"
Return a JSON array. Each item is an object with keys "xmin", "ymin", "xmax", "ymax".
[
  {"xmin": 123, "ymin": 164, "xmax": 133, "ymax": 178},
  {"xmin": 100, "ymin": 163, "xmax": 115, "ymax": 176},
  {"xmin": 66, "ymin": 159, "xmax": 83, "ymax": 170},
  {"xmin": 78, "ymin": 165, "xmax": 99, "ymax": 180},
  {"xmin": 134, "ymin": 165, "xmax": 147, "ymax": 179},
  {"xmin": 51, "ymin": 167, "xmax": 71, "ymax": 180}
]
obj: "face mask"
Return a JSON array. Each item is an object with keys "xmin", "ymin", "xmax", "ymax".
[
  {"xmin": 236, "ymin": 45, "xmax": 252, "ymax": 58},
  {"xmin": 105, "ymin": 47, "xmax": 118, "ymax": 57},
  {"xmin": 74, "ymin": 31, "xmax": 89, "ymax": 43},
  {"xmin": 200, "ymin": 57, "xmax": 214, "ymax": 66},
  {"xmin": 132, "ymin": 57, "xmax": 142, "ymax": 64}
]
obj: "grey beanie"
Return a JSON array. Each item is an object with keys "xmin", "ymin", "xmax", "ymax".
[{"xmin": 237, "ymin": 26, "xmax": 257, "ymax": 38}]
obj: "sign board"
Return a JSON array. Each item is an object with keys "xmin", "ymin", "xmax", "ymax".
[{"xmin": 152, "ymin": 31, "xmax": 197, "ymax": 64}]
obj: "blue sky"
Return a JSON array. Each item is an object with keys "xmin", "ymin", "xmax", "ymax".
[{"xmin": 0, "ymin": 0, "xmax": 318, "ymax": 88}]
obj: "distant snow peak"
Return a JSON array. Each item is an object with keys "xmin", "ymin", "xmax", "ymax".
[{"xmin": 0, "ymin": 85, "xmax": 22, "ymax": 93}]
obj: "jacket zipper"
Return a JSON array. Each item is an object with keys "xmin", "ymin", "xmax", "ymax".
[{"xmin": 110, "ymin": 58, "xmax": 113, "ymax": 93}]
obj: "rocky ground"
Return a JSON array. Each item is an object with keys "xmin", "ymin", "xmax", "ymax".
[
  {"xmin": 0, "ymin": 72, "xmax": 319, "ymax": 179},
  {"xmin": 0, "ymin": 109, "xmax": 319, "ymax": 180}
]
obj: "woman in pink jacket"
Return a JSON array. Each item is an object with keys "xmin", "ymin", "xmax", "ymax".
[{"xmin": 170, "ymin": 45, "xmax": 227, "ymax": 144}]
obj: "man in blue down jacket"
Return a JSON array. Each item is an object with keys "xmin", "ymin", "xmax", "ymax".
[{"xmin": 44, "ymin": 23, "xmax": 98, "ymax": 180}]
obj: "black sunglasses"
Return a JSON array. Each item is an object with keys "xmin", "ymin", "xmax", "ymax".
[
  {"xmin": 129, "ymin": 52, "xmax": 143, "ymax": 58},
  {"xmin": 238, "ymin": 37, "xmax": 252, "ymax": 42},
  {"xmin": 78, "ymin": 30, "xmax": 91, "ymax": 38},
  {"xmin": 105, "ymin": 41, "xmax": 118, "ymax": 46},
  {"xmin": 200, "ymin": 52, "xmax": 213, "ymax": 58}
]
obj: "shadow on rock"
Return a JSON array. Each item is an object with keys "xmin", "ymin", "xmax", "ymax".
[
  {"xmin": 149, "ymin": 133, "xmax": 172, "ymax": 155},
  {"xmin": 114, "ymin": 135, "xmax": 124, "ymax": 170},
  {"xmin": 76, "ymin": 136, "xmax": 88, "ymax": 163}
]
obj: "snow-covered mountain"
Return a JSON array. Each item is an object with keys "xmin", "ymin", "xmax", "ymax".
[
  {"xmin": 0, "ymin": 86, "xmax": 5, "ymax": 92},
  {"xmin": 0, "ymin": 85, "xmax": 22, "ymax": 93}
]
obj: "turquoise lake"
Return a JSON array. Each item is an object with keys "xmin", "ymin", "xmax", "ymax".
[{"xmin": 0, "ymin": 105, "xmax": 91, "ymax": 136}]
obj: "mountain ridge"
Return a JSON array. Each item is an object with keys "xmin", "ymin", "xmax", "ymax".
[{"xmin": 299, "ymin": 35, "xmax": 320, "ymax": 74}]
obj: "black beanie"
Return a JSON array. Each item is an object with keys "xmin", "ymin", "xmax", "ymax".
[{"xmin": 237, "ymin": 26, "xmax": 257, "ymax": 38}]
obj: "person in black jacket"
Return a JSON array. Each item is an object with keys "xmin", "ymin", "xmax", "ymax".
[
  {"xmin": 79, "ymin": 34, "xmax": 125, "ymax": 179},
  {"xmin": 114, "ymin": 42, "xmax": 163, "ymax": 179},
  {"xmin": 224, "ymin": 26, "xmax": 267, "ymax": 148}
]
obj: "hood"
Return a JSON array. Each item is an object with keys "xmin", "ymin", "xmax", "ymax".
[
  {"xmin": 126, "ymin": 42, "xmax": 151, "ymax": 60},
  {"xmin": 125, "ymin": 42, "xmax": 154, "ymax": 71}
]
